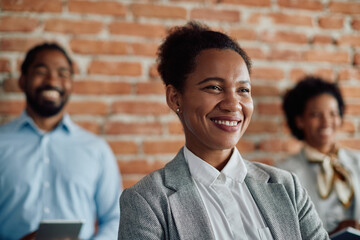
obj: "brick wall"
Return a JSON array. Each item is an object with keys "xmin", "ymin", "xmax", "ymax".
[{"xmin": 0, "ymin": 0, "xmax": 359, "ymax": 188}]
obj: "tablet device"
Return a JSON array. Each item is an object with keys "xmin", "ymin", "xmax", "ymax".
[
  {"xmin": 36, "ymin": 220, "xmax": 83, "ymax": 240},
  {"xmin": 330, "ymin": 227, "xmax": 360, "ymax": 240}
]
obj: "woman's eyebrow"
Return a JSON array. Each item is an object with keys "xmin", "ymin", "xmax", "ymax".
[
  {"xmin": 197, "ymin": 78, "xmax": 251, "ymax": 85},
  {"xmin": 197, "ymin": 77, "xmax": 224, "ymax": 85}
]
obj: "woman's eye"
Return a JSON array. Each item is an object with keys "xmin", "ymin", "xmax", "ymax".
[
  {"xmin": 238, "ymin": 88, "xmax": 250, "ymax": 94},
  {"xmin": 205, "ymin": 85, "xmax": 221, "ymax": 91}
]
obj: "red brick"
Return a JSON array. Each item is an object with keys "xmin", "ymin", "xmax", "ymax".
[
  {"xmin": 283, "ymin": 138, "xmax": 303, "ymax": 154},
  {"xmin": 289, "ymin": 68, "xmax": 306, "ymax": 82},
  {"xmin": 314, "ymin": 68, "xmax": 335, "ymax": 81},
  {"xmin": 0, "ymin": 17, "xmax": 39, "ymax": 32},
  {"xmin": 74, "ymin": 120, "xmax": 101, "ymax": 134},
  {"xmin": 109, "ymin": 22, "xmax": 166, "ymax": 38},
  {"xmin": 190, "ymin": 8, "xmax": 240, "ymax": 22},
  {"xmin": 236, "ymin": 139, "xmax": 255, "ymax": 153},
  {"xmin": 355, "ymin": 53, "xmax": 360, "ymax": 66},
  {"xmin": 0, "ymin": 100, "xmax": 25, "ymax": 114},
  {"xmin": 268, "ymin": 13, "xmax": 313, "ymax": 26},
  {"xmin": 131, "ymin": 3, "xmax": 186, "ymax": 19},
  {"xmin": 70, "ymin": 39, "xmax": 128, "ymax": 55},
  {"xmin": 108, "ymin": 140, "xmax": 138, "ymax": 154},
  {"xmin": 329, "ymin": 2, "xmax": 360, "ymax": 14},
  {"xmin": 251, "ymin": 84, "xmax": 281, "ymax": 97},
  {"xmin": 2, "ymin": 0, "xmax": 62, "ymax": 12},
  {"xmin": 246, "ymin": 120, "xmax": 279, "ymax": 133},
  {"xmin": 312, "ymin": 35, "xmax": 333, "ymax": 45},
  {"xmin": 339, "ymin": 139, "xmax": 360, "ymax": 150},
  {"xmin": 0, "ymin": 38, "xmax": 43, "ymax": 52},
  {"xmin": 66, "ymin": 101, "xmax": 108, "ymax": 115},
  {"xmin": 72, "ymin": 81, "xmax": 131, "ymax": 95},
  {"xmin": 258, "ymin": 138, "xmax": 301, "ymax": 153},
  {"xmin": 352, "ymin": 19, "xmax": 360, "ymax": 30},
  {"xmin": 261, "ymin": 30, "xmax": 308, "ymax": 44},
  {"xmin": 318, "ymin": 16, "xmax": 344, "ymax": 29},
  {"xmin": 143, "ymin": 140, "xmax": 185, "ymax": 154},
  {"xmin": 121, "ymin": 175, "xmax": 144, "ymax": 188},
  {"xmin": 258, "ymin": 139, "xmax": 283, "ymax": 152},
  {"xmin": 251, "ymin": 67, "xmax": 284, "ymax": 81},
  {"xmin": 69, "ymin": 0, "xmax": 126, "ymax": 16},
  {"xmin": 257, "ymin": 102, "xmax": 282, "ymax": 115},
  {"xmin": 337, "ymin": 35, "xmax": 360, "ymax": 47},
  {"xmin": 338, "ymin": 69, "xmax": 360, "ymax": 81},
  {"xmin": 268, "ymin": 49, "xmax": 302, "ymax": 61},
  {"xmin": 277, "ymin": 0, "xmax": 322, "ymax": 11},
  {"xmin": 131, "ymin": 42, "xmax": 158, "ymax": 57},
  {"xmin": 88, "ymin": 60, "xmax": 142, "ymax": 76},
  {"xmin": 345, "ymin": 103, "xmax": 360, "ymax": 115},
  {"xmin": 118, "ymin": 159, "xmax": 166, "ymax": 174},
  {"xmin": 3, "ymin": 78, "xmax": 21, "ymax": 92},
  {"xmin": 45, "ymin": 19, "xmax": 103, "ymax": 34},
  {"xmin": 340, "ymin": 86, "xmax": 360, "ymax": 99},
  {"xmin": 220, "ymin": 0, "xmax": 270, "ymax": 7},
  {"xmin": 168, "ymin": 121, "xmax": 184, "ymax": 135},
  {"xmin": 229, "ymin": 28, "xmax": 257, "ymax": 41},
  {"xmin": 111, "ymin": 101, "xmax": 169, "ymax": 115},
  {"xmin": 105, "ymin": 121, "xmax": 163, "ymax": 135},
  {"xmin": 245, "ymin": 47, "xmax": 266, "ymax": 60},
  {"xmin": 340, "ymin": 120, "xmax": 356, "ymax": 134},
  {"xmin": 305, "ymin": 50, "xmax": 350, "ymax": 64},
  {"xmin": 170, "ymin": 0, "xmax": 217, "ymax": 2},
  {"xmin": 136, "ymin": 81, "xmax": 165, "ymax": 95},
  {"xmin": 0, "ymin": 59, "xmax": 11, "ymax": 72},
  {"xmin": 149, "ymin": 64, "xmax": 160, "ymax": 78}
]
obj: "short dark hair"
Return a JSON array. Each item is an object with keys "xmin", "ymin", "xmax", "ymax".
[
  {"xmin": 282, "ymin": 76, "xmax": 345, "ymax": 140},
  {"xmin": 157, "ymin": 21, "xmax": 252, "ymax": 93},
  {"xmin": 21, "ymin": 42, "xmax": 73, "ymax": 75}
]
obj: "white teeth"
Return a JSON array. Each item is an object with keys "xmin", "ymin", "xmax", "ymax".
[
  {"xmin": 42, "ymin": 90, "xmax": 60, "ymax": 99},
  {"xmin": 213, "ymin": 119, "xmax": 238, "ymax": 126}
]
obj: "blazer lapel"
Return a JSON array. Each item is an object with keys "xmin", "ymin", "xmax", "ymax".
[
  {"xmin": 245, "ymin": 163, "xmax": 301, "ymax": 240},
  {"xmin": 164, "ymin": 149, "xmax": 214, "ymax": 240}
]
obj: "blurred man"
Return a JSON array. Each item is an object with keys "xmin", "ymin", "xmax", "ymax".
[{"xmin": 0, "ymin": 43, "xmax": 122, "ymax": 240}]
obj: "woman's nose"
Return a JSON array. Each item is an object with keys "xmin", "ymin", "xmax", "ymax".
[{"xmin": 219, "ymin": 91, "xmax": 242, "ymax": 112}]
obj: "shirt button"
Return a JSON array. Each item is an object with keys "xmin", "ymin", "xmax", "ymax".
[
  {"xmin": 44, "ymin": 157, "xmax": 50, "ymax": 164},
  {"xmin": 44, "ymin": 181, "xmax": 50, "ymax": 188},
  {"xmin": 44, "ymin": 207, "xmax": 50, "ymax": 214}
]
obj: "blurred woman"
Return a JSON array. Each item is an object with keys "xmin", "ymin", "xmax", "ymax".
[
  {"xmin": 118, "ymin": 22, "xmax": 328, "ymax": 240},
  {"xmin": 278, "ymin": 76, "xmax": 360, "ymax": 234}
]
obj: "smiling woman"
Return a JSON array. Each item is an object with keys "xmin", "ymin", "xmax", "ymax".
[
  {"xmin": 277, "ymin": 76, "xmax": 360, "ymax": 235},
  {"xmin": 118, "ymin": 22, "xmax": 329, "ymax": 240}
]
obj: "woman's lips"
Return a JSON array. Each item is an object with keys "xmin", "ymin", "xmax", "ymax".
[{"xmin": 211, "ymin": 117, "xmax": 242, "ymax": 132}]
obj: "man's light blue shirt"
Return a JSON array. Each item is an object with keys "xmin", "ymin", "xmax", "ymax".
[{"xmin": 0, "ymin": 112, "xmax": 122, "ymax": 240}]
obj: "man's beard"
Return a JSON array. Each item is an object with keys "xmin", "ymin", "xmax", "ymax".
[{"xmin": 25, "ymin": 86, "xmax": 69, "ymax": 117}]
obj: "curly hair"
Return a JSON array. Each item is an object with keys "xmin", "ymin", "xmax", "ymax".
[
  {"xmin": 282, "ymin": 76, "xmax": 345, "ymax": 140},
  {"xmin": 21, "ymin": 42, "xmax": 73, "ymax": 75},
  {"xmin": 157, "ymin": 21, "xmax": 252, "ymax": 93}
]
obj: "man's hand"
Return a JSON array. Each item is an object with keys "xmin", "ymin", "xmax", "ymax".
[
  {"xmin": 330, "ymin": 219, "xmax": 360, "ymax": 235},
  {"xmin": 20, "ymin": 231, "xmax": 37, "ymax": 240}
]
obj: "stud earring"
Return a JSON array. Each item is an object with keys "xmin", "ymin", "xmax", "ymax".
[{"xmin": 176, "ymin": 108, "xmax": 180, "ymax": 113}]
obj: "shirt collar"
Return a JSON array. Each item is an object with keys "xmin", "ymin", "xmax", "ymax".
[
  {"xmin": 184, "ymin": 146, "xmax": 247, "ymax": 187},
  {"xmin": 15, "ymin": 111, "xmax": 73, "ymax": 134}
]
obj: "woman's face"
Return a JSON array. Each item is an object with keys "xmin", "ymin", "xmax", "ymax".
[
  {"xmin": 296, "ymin": 93, "xmax": 342, "ymax": 153},
  {"xmin": 171, "ymin": 49, "xmax": 253, "ymax": 157}
]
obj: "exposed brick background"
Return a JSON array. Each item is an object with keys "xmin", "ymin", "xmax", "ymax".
[{"xmin": 1, "ymin": 0, "xmax": 360, "ymax": 188}]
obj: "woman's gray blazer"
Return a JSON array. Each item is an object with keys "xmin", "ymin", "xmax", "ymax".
[{"xmin": 118, "ymin": 148, "xmax": 329, "ymax": 240}]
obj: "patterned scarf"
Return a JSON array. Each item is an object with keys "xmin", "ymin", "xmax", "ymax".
[{"xmin": 305, "ymin": 144, "xmax": 354, "ymax": 208}]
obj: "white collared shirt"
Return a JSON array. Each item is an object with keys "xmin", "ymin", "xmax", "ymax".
[{"xmin": 184, "ymin": 146, "xmax": 273, "ymax": 240}]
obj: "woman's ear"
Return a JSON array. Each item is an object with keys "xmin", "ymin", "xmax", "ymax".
[
  {"xmin": 166, "ymin": 85, "xmax": 182, "ymax": 114},
  {"xmin": 295, "ymin": 115, "xmax": 304, "ymax": 129}
]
